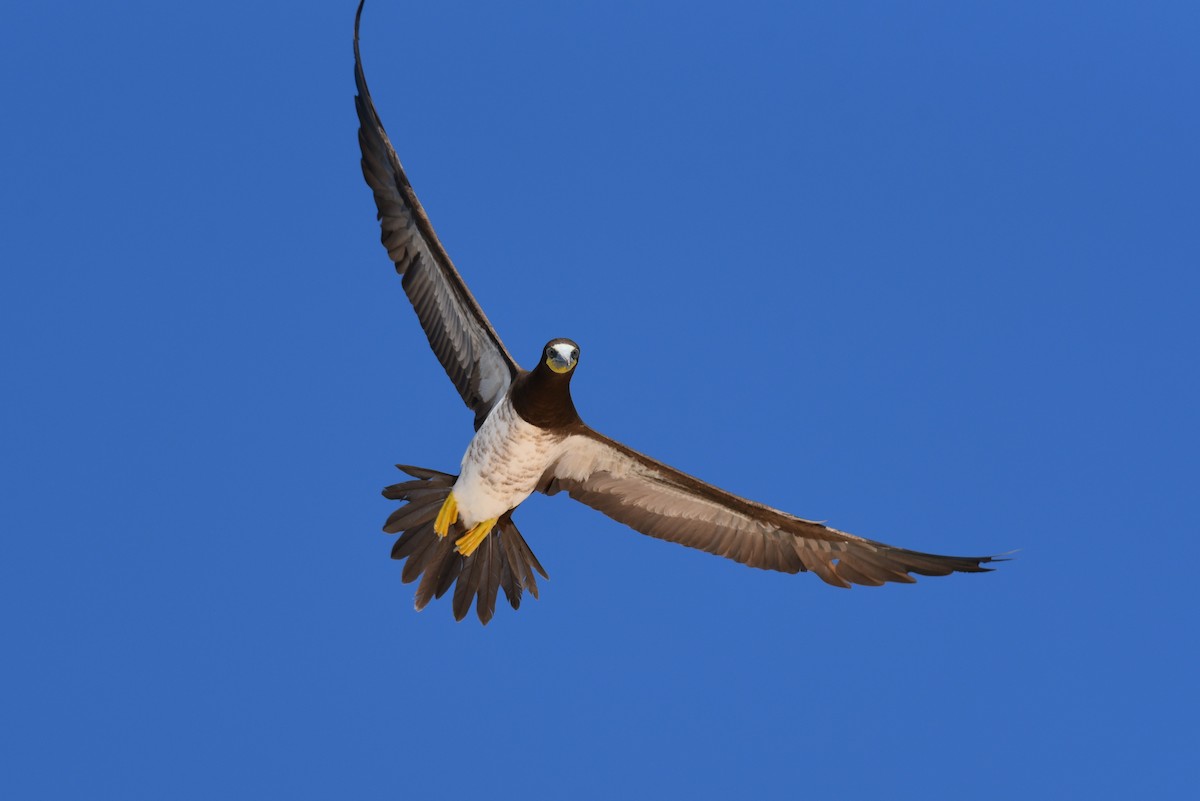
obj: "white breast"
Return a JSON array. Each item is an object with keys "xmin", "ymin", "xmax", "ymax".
[{"xmin": 452, "ymin": 399, "xmax": 564, "ymax": 527}]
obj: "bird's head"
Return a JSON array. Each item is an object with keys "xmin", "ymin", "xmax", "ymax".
[{"xmin": 543, "ymin": 338, "xmax": 580, "ymax": 375}]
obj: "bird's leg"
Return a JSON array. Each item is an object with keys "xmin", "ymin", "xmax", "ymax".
[
  {"xmin": 433, "ymin": 492, "xmax": 458, "ymax": 538},
  {"xmin": 455, "ymin": 518, "xmax": 497, "ymax": 557}
]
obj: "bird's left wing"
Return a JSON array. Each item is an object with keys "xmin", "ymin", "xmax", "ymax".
[
  {"xmin": 354, "ymin": 1, "xmax": 519, "ymax": 429},
  {"xmin": 542, "ymin": 429, "xmax": 997, "ymax": 587}
]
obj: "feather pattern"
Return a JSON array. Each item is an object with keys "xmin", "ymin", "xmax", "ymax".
[
  {"xmin": 382, "ymin": 465, "xmax": 548, "ymax": 622},
  {"xmin": 354, "ymin": 1, "xmax": 519, "ymax": 430},
  {"xmin": 542, "ymin": 430, "xmax": 999, "ymax": 587}
]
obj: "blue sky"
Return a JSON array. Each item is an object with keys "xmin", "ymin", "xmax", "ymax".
[{"xmin": 2, "ymin": 1, "xmax": 1197, "ymax": 797}]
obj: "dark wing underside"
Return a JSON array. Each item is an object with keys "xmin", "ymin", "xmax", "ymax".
[
  {"xmin": 542, "ymin": 429, "xmax": 999, "ymax": 587},
  {"xmin": 354, "ymin": 0, "xmax": 519, "ymax": 429}
]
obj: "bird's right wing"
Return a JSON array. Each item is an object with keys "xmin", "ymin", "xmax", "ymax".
[{"xmin": 354, "ymin": 0, "xmax": 520, "ymax": 429}]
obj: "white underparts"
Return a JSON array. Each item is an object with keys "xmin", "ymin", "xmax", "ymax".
[{"xmin": 452, "ymin": 398, "xmax": 563, "ymax": 527}]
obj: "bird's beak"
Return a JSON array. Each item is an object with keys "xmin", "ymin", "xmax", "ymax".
[{"xmin": 546, "ymin": 352, "xmax": 574, "ymax": 374}]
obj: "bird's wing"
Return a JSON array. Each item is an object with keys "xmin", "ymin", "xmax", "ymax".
[
  {"xmin": 542, "ymin": 428, "xmax": 997, "ymax": 587},
  {"xmin": 354, "ymin": 1, "xmax": 519, "ymax": 429}
]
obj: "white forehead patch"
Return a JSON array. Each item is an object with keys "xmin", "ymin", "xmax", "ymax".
[{"xmin": 551, "ymin": 342, "xmax": 577, "ymax": 363}]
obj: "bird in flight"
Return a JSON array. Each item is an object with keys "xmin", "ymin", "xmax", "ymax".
[{"xmin": 353, "ymin": 0, "xmax": 1000, "ymax": 623}]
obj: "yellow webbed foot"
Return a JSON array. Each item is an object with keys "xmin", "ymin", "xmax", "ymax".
[
  {"xmin": 455, "ymin": 517, "xmax": 497, "ymax": 557},
  {"xmin": 434, "ymin": 491, "xmax": 458, "ymax": 538}
]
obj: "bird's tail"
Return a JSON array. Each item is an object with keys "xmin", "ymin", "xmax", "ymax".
[{"xmin": 382, "ymin": 465, "xmax": 549, "ymax": 624}]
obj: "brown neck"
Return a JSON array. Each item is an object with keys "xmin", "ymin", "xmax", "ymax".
[{"xmin": 511, "ymin": 362, "xmax": 581, "ymax": 430}]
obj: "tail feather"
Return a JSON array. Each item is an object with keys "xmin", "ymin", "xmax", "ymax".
[
  {"xmin": 434, "ymin": 554, "xmax": 462, "ymax": 600},
  {"xmin": 394, "ymin": 464, "xmax": 456, "ymax": 481},
  {"xmin": 498, "ymin": 517, "xmax": 543, "ymax": 599},
  {"xmin": 500, "ymin": 559, "xmax": 521, "ymax": 610},
  {"xmin": 382, "ymin": 499, "xmax": 442, "ymax": 533},
  {"xmin": 383, "ymin": 465, "xmax": 548, "ymax": 624},
  {"xmin": 392, "ymin": 520, "xmax": 434, "ymax": 562},
  {"xmin": 477, "ymin": 535, "xmax": 503, "ymax": 624},
  {"xmin": 399, "ymin": 524, "xmax": 439, "ymax": 585},
  {"xmin": 452, "ymin": 547, "xmax": 480, "ymax": 621},
  {"xmin": 414, "ymin": 536, "xmax": 459, "ymax": 611}
]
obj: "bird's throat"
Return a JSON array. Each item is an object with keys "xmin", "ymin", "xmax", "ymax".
[{"xmin": 511, "ymin": 365, "xmax": 581, "ymax": 430}]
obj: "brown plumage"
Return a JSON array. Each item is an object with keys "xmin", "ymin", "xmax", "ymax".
[
  {"xmin": 354, "ymin": 0, "xmax": 1003, "ymax": 623},
  {"xmin": 354, "ymin": 2, "xmax": 516, "ymax": 431},
  {"xmin": 510, "ymin": 340, "xmax": 583, "ymax": 430},
  {"xmin": 539, "ymin": 431, "xmax": 996, "ymax": 588}
]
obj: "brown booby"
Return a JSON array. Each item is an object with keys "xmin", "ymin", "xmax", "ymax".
[{"xmin": 353, "ymin": 1, "xmax": 1001, "ymax": 623}]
